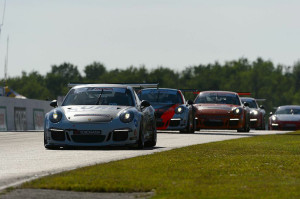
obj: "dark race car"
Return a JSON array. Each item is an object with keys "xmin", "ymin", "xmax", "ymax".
[
  {"xmin": 193, "ymin": 91, "xmax": 251, "ymax": 132},
  {"xmin": 240, "ymin": 97, "xmax": 266, "ymax": 130},
  {"xmin": 269, "ymin": 105, "xmax": 300, "ymax": 131},
  {"xmin": 138, "ymin": 88, "xmax": 195, "ymax": 133}
]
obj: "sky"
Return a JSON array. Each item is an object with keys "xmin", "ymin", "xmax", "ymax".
[{"xmin": 0, "ymin": 0, "xmax": 300, "ymax": 78}]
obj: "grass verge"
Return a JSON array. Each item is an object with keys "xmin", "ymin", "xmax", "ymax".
[{"xmin": 22, "ymin": 132, "xmax": 300, "ymax": 198}]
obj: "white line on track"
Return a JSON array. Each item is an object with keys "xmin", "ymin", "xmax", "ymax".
[{"xmin": 0, "ymin": 130, "xmax": 288, "ymax": 191}]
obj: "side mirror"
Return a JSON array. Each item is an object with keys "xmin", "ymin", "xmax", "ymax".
[
  {"xmin": 260, "ymin": 105, "xmax": 265, "ymax": 109},
  {"xmin": 187, "ymin": 100, "xmax": 193, "ymax": 105},
  {"xmin": 50, "ymin": 100, "xmax": 58, "ymax": 108},
  {"xmin": 243, "ymin": 102, "xmax": 249, "ymax": 107},
  {"xmin": 141, "ymin": 100, "xmax": 151, "ymax": 108}
]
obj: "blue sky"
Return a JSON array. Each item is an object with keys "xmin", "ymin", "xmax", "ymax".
[{"xmin": 0, "ymin": 0, "xmax": 299, "ymax": 78}]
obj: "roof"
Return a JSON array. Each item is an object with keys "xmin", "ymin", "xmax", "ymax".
[
  {"xmin": 71, "ymin": 84, "xmax": 130, "ymax": 89},
  {"xmin": 141, "ymin": 88, "xmax": 179, "ymax": 92},
  {"xmin": 199, "ymin": 90, "xmax": 238, "ymax": 95},
  {"xmin": 278, "ymin": 105, "xmax": 300, "ymax": 109},
  {"xmin": 240, "ymin": 97, "xmax": 255, "ymax": 100}
]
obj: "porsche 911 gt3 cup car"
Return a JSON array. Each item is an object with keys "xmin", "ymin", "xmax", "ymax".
[
  {"xmin": 193, "ymin": 91, "xmax": 251, "ymax": 132},
  {"xmin": 269, "ymin": 105, "xmax": 300, "ymax": 130},
  {"xmin": 240, "ymin": 97, "xmax": 266, "ymax": 130},
  {"xmin": 44, "ymin": 84, "xmax": 157, "ymax": 149},
  {"xmin": 138, "ymin": 88, "xmax": 195, "ymax": 133}
]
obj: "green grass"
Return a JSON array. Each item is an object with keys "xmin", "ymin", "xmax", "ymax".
[{"xmin": 22, "ymin": 132, "xmax": 300, "ymax": 198}]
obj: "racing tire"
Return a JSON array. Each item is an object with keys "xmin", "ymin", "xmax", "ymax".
[
  {"xmin": 137, "ymin": 122, "xmax": 145, "ymax": 149},
  {"xmin": 180, "ymin": 112, "xmax": 195, "ymax": 134},
  {"xmin": 261, "ymin": 116, "xmax": 266, "ymax": 130},
  {"xmin": 237, "ymin": 114, "xmax": 250, "ymax": 132},
  {"xmin": 145, "ymin": 122, "xmax": 157, "ymax": 147}
]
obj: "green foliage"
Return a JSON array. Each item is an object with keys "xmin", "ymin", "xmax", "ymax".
[
  {"xmin": 22, "ymin": 132, "xmax": 300, "ymax": 198},
  {"xmin": 45, "ymin": 63, "xmax": 82, "ymax": 99},
  {"xmin": 1, "ymin": 57, "xmax": 299, "ymax": 114},
  {"xmin": 84, "ymin": 62, "xmax": 106, "ymax": 82}
]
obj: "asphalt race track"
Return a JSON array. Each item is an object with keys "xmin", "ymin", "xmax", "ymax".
[{"xmin": 0, "ymin": 130, "xmax": 288, "ymax": 191}]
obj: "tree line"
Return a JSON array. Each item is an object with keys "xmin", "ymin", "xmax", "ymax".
[{"xmin": 2, "ymin": 57, "xmax": 300, "ymax": 114}]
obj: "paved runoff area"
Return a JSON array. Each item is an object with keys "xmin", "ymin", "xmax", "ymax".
[{"xmin": 0, "ymin": 130, "xmax": 288, "ymax": 192}]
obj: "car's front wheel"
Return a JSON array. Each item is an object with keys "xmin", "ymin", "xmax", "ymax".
[
  {"xmin": 237, "ymin": 114, "xmax": 250, "ymax": 132},
  {"xmin": 180, "ymin": 112, "xmax": 195, "ymax": 133},
  {"xmin": 145, "ymin": 122, "xmax": 157, "ymax": 147},
  {"xmin": 137, "ymin": 122, "xmax": 145, "ymax": 149}
]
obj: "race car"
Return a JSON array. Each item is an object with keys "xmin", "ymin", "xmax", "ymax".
[
  {"xmin": 137, "ymin": 88, "xmax": 195, "ymax": 133},
  {"xmin": 269, "ymin": 105, "xmax": 300, "ymax": 130},
  {"xmin": 44, "ymin": 84, "xmax": 157, "ymax": 149},
  {"xmin": 240, "ymin": 97, "xmax": 266, "ymax": 130},
  {"xmin": 193, "ymin": 91, "xmax": 251, "ymax": 132}
]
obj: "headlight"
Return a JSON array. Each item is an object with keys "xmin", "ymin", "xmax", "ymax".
[
  {"xmin": 120, "ymin": 111, "xmax": 134, "ymax": 123},
  {"xmin": 271, "ymin": 115, "xmax": 277, "ymax": 121},
  {"xmin": 232, "ymin": 107, "xmax": 242, "ymax": 115},
  {"xmin": 175, "ymin": 106, "xmax": 185, "ymax": 114},
  {"xmin": 251, "ymin": 110, "xmax": 258, "ymax": 115},
  {"xmin": 49, "ymin": 110, "xmax": 63, "ymax": 123}
]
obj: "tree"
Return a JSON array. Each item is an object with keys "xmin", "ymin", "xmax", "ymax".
[
  {"xmin": 45, "ymin": 63, "xmax": 82, "ymax": 98},
  {"xmin": 84, "ymin": 62, "xmax": 106, "ymax": 82}
]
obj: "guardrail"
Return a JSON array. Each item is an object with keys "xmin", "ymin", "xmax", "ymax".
[{"xmin": 0, "ymin": 97, "xmax": 52, "ymax": 131}]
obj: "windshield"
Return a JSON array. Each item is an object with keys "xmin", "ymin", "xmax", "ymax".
[
  {"xmin": 139, "ymin": 89, "xmax": 183, "ymax": 104},
  {"xmin": 276, "ymin": 107, "xmax": 300, "ymax": 115},
  {"xmin": 241, "ymin": 99, "xmax": 258, "ymax": 108},
  {"xmin": 195, "ymin": 92, "xmax": 241, "ymax": 105},
  {"xmin": 62, "ymin": 87, "xmax": 134, "ymax": 106}
]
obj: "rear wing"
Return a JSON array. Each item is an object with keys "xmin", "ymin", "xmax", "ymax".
[
  {"xmin": 179, "ymin": 89, "xmax": 200, "ymax": 95},
  {"xmin": 237, "ymin": 92, "xmax": 266, "ymax": 102},
  {"xmin": 237, "ymin": 92, "xmax": 251, "ymax": 96},
  {"xmin": 68, "ymin": 83, "xmax": 159, "ymax": 89},
  {"xmin": 255, "ymin": 99, "xmax": 266, "ymax": 102}
]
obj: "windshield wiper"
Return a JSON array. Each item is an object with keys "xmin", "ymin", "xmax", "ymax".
[{"xmin": 96, "ymin": 89, "xmax": 104, "ymax": 105}]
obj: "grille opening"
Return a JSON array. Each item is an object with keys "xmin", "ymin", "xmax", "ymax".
[
  {"xmin": 113, "ymin": 131, "xmax": 128, "ymax": 141},
  {"xmin": 204, "ymin": 120, "xmax": 223, "ymax": 127},
  {"xmin": 229, "ymin": 120, "xmax": 239, "ymax": 126},
  {"xmin": 50, "ymin": 130, "xmax": 65, "ymax": 141},
  {"xmin": 170, "ymin": 119, "xmax": 180, "ymax": 127}
]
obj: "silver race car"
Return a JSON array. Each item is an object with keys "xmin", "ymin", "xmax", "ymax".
[{"xmin": 44, "ymin": 84, "xmax": 157, "ymax": 149}]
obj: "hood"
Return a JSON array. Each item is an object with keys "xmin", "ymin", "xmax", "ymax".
[
  {"xmin": 194, "ymin": 103, "xmax": 238, "ymax": 113},
  {"xmin": 275, "ymin": 114, "xmax": 300, "ymax": 122},
  {"xmin": 152, "ymin": 103, "xmax": 180, "ymax": 117},
  {"xmin": 61, "ymin": 105, "xmax": 130, "ymax": 123}
]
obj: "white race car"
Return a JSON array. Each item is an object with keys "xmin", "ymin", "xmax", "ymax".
[{"xmin": 44, "ymin": 84, "xmax": 156, "ymax": 149}]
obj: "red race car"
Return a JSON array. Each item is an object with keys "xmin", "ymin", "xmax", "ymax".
[
  {"xmin": 193, "ymin": 91, "xmax": 250, "ymax": 132},
  {"xmin": 269, "ymin": 105, "xmax": 300, "ymax": 130}
]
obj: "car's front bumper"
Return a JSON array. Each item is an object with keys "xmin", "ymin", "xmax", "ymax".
[
  {"xmin": 195, "ymin": 114, "xmax": 245, "ymax": 130},
  {"xmin": 269, "ymin": 121, "xmax": 300, "ymax": 131},
  {"xmin": 45, "ymin": 120, "xmax": 139, "ymax": 147},
  {"xmin": 156, "ymin": 117, "xmax": 188, "ymax": 130}
]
